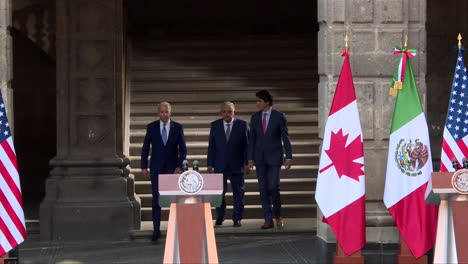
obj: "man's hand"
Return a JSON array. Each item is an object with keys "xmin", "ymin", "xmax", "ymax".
[
  {"xmin": 174, "ymin": 167, "xmax": 183, "ymax": 174},
  {"xmin": 207, "ymin": 166, "xmax": 214, "ymax": 173},
  {"xmin": 284, "ymin": 160, "xmax": 292, "ymax": 170},
  {"xmin": 248, "ymin": 160, "xmax": 254, "ymax": 170},
  {"xmin": 142, "ymin": 169, "xmax": 149, "ymax": 179},
  {"xmin": 244, "ymin": 165, "xmax": 251, "ymax": 175}
]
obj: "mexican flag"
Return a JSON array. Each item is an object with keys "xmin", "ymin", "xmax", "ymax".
[
  {"xmin": 316, "ymin": 51, "xmax": 366, "ymax": 256},
  {"xmin": 383, "ymin": 47, "xmax": 438, "ymax": 258}
]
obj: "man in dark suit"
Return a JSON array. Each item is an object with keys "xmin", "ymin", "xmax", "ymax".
[
  {"xmin": 207, "ymin": 101, "xmax": 250, "ymax": 227},
  {"xmin": 248, "ymin": 90, "xmax": 292, "ymax": 229},
  {"xmin": 141, "ymin": 102, "xmax": 187, "ymax": 242}
]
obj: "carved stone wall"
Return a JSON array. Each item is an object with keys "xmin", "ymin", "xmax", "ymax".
[
  {"xmin": 317, "ymin": 0, "xmax": 427, "ymax": 243},
  {"xmin": 40, "ymin": 0, "xmax": 140, "ymax": 240}
]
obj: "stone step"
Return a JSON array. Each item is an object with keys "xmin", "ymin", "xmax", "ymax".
[
  {"xmin": 132, "ymin": 48, "xmax": 316, "ymax": 60},
  {"xmin": 130, "ymin": 59, "xmax": 317, "ymax": 72},
  {"xmin": 132, "ymin": 37, "xmax": 316, "ymax": 50},
  {"xmin": 131, "ymin": 69, "xmax": 316, "ymax": 82},
  {"xmin": 130, "ymin": 101, "xmax": 317, "ymax": 115},
  {"xmin": 129, "ymin": 92, "xmax": 317, "ymax": 102},
  {"xmin": 130, "ymin": 35, "xmax": 319, "ymax": 223},
  {"xmin": 130, "ymin": 121, "xmax": 317, "ymax": 130},
  {"xmin": 129, "ymin": 114, "xmax": 318, "ymax": 128},
  {"xmin": 138, "ymin": 191, "xmax": 315, "ymax": 208},
  {"xmin": 140, "ymin": 204, "xmax": 317, "ymax": 221},
  {"xmin": 130, "ymin": 92, "xmax": 318, "ymax": 104},
  {"xmin": 130, "ymin": 88, "xmax": 315, "ymax": 101},
  {"xmin": 130, "ymin": 153, "xmax": 319, "ymax": 170},
  {"xmin": 130, "ymin": 108, "xmax": 318, "ymax": 117},
  {"xmin": 129, "ymin": 139, "xmax": 320, "ymax": 156},
  {"xmin": 130, "ymin": 164, "xmax": 319, "ymax": 181},
  {"xmin": 129, "ymin": 126, "xmax": 319, "ymax": 143},
  {"xmin": 134, "ymin": 178, "xmax": 316, "ymax": 194},
  {"xmin": 129, "ymin": 113, "xmax": 317, "ymax": 124},
  {"xmin": 130, "ymin": 79, "xmax": 318, "ymax": 92}
]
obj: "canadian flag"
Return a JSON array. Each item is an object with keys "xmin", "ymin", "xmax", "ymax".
[{"xmin": 315, "ymin": 51, "xmax": 366, "ymax": 255}]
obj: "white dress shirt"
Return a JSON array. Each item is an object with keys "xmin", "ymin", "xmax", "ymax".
[
  {"xmin": 223, "ymin": 118, "xmax": 235, "ymax": 133},
  {"xmin": 262, "ymin": 107, "xmax": 273, "ymax": 128}
]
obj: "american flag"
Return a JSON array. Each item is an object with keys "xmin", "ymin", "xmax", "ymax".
[
  {"xmin": 0, "ymin": 91, "xmax": 26, "ymax": 255},
  {"xmin": 440, "ymin": 47, "xmax": 468, "ymax": 171}
]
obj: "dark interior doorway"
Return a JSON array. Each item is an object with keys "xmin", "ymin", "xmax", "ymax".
[{"xmin": 126, "ymin": 0, "xmax": 317, "ymax": 38}]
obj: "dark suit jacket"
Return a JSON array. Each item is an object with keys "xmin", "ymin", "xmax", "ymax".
[
  {"xmin": 141, "ymin": 120, "xmax": 187, "ymax": 175},
  {"xmin": 248, "ymin": 109, "xmax": 292, "ymax": 166},
  {"xmin": 207, "ymin": 118, "xmax": 249, "ymax": 173}
]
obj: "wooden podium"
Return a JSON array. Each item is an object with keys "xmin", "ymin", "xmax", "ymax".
[
  {"xmin": 159, "ymin": 170, "xmax": 223, "ymax": 264},
  {"xmin": 431, "ymin": 170, "xmax": 468, "ymax": 264}
]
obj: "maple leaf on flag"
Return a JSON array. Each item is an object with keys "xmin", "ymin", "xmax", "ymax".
[{"xmin": 319, "ymin": 129, "xmax": 364, "ymax": 181}]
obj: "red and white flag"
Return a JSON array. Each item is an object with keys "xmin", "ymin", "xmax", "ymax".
[
  {"xmin": 316, "ymin": 51, "xmax": 366, "ymax": 255},
  {"xmin": 0, "ymin": 94, "xmax": 26, "ymax": 255}
]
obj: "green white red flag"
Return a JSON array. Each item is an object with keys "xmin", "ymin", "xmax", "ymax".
[{"xmin": 383, "ymin": 47, "xmax": 437, "ymax": 258}]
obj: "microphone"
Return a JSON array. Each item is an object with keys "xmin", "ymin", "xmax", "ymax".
[
  {"xmin": 452, "ymin": 158, "xmax": 459, "ymax": 171},
  {"xmin": 463, "ymin": 158, "xmax": 468, "ymax": 169},
  {"xmin": 193, "ymin": 160, "xmax": 199, "ymax": 171},
  {"xmin": 182, "ymin": 160, "xmax": 188, "ymax": 171}
]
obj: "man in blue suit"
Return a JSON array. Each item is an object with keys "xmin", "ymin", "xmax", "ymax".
[
  {"xmin": 248, "ymin": 90, "xmax": 292, "ymax": 229},
  {"xmin": 141, "ymin": 102, "xmax": 187, "ymax": 242},
  {"xmin": 207, "ymin": 101, "xmax": 250, "ymax": 227}
]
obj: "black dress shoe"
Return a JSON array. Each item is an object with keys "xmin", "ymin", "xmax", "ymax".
[
  {"xmin": 215, "ymin": 217, "xmax": 224, "ymax": 226},
  {"xmin": 233, "ymin": 220, "xmax": 242, "ymax": 227},
  {"xmin": 152, "ymin": 230, "xmax": 161, "ymax": 242}
]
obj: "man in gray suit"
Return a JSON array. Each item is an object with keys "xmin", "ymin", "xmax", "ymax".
[{"xmin": 248, "ymin": 90, "xmax": 292, "ymax": 229}]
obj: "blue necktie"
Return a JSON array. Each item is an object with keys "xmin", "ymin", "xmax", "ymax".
[{"xmin": 162, "ymin": 123, "xmax": 168, "ymax": 145}]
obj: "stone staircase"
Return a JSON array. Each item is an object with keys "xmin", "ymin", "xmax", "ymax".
[{"xmin": 128, "ymin": 35, "xmax": 319, "ymax": 222}]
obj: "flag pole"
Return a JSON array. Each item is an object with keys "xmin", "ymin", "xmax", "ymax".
[
  {"xmin": 344, "ymin": 34, "xmax": 349, "ymax": 53},
  {"xmin": 333, "ymin": 34, "xmax": 365, "ymax": 264},
  {"xmin": 394, "ymin": 35, "xmax": 429, "ymax": 264},
  {"xmin": 404, "ymin": 35, "xmax": 408, "ymax": 51},
  {"xmin": 458, "ymin": 33, "xmax": 462, "ymax": 50},
  {"xmin": 396, "ymin": 236, "xmax": 428, "ymax": 264}
]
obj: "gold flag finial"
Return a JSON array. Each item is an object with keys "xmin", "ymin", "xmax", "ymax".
[
  {"xmin": 344, "ymin": 34, "xmax": 349, "ymax": 52},
  {"xmin": 404, "ymin": 35, "xmax": 408, "ymax": 50},
  {"xmin": 458, "ymin": 33, "xmax": 462, "ymax": 49}
]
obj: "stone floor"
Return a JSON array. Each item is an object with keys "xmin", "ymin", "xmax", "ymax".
[
  {"xmin": 18, "ymin": 234, "xmax": 403, "ymax": 264},
  {"xmin": 16, "ymin": 219, "xmax": 427, "ymax": 264}
]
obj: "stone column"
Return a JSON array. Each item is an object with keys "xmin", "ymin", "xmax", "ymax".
[
  {"xmin": 317, "ymin": 0, "xmax": 427, "ymax": 243},
  {"xmin": 40, "ymin": 0, "xmax": 140, "ymax": 240},
  {"xmin": 0, "ymin": 0, "xmax": 13, "ymax": 129}
]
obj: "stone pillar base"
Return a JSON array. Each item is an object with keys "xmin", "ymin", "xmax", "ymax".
[{"xmin": 40, "ymin": 160, "xmax": 141, "ymax": 241}]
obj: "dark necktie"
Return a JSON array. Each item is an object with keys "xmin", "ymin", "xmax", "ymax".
[{"xmin": 226, "ymin": 123, "xmax": 231, "ymax": 141}]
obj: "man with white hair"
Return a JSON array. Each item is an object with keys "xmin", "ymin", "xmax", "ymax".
[
  {"xmin": 207, "ymin": 101, "xmax": 250, "ymax": 227},
  {"xmin": 141, "ymin": 102, "xmax": 187, "ymax": 242}
]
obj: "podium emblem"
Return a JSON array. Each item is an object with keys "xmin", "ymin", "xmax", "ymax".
[
  {"xmin": 178, "ymin": 170, "xmax": 204, "ymax": 195},
  {"xmin": 452, "ymin": 169, "xmax": 468, "ymax": 195}
]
